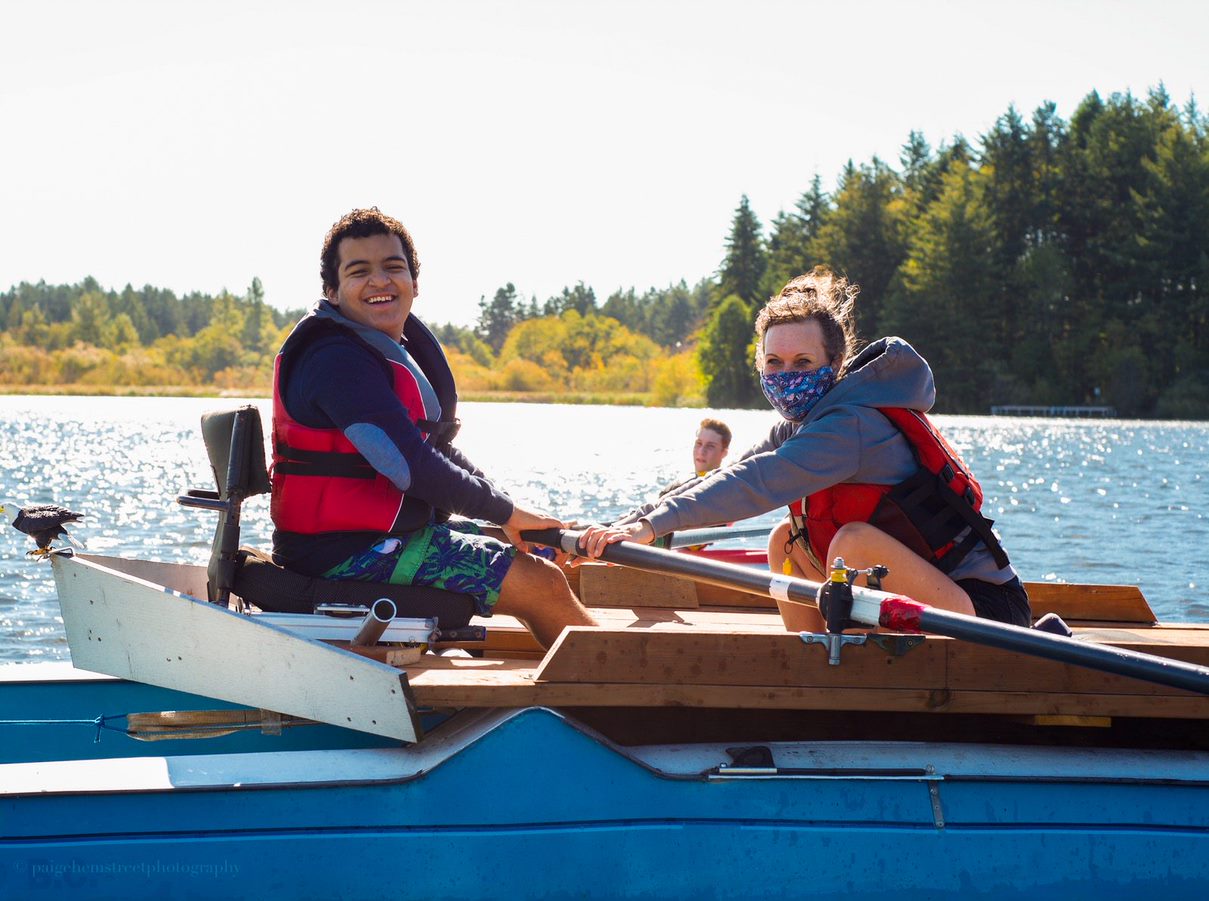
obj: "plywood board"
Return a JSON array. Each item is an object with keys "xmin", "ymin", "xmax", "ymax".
[
  {"xmin": 1024, "ymin": 581, "xmax": 1155, "ymax": 624},
  {"xmin": 577, "ymin": 564, "xmax": 699, "ymax": 608},
  {"xmin": 399, "ymin": 655, "xmax": 1209, "ymax": 719},
  {"xmin": 83, "ymin": 554, "xmax": 209, "ymax": 599},
  {"xmin": 533, "ymin": 627, "xmax": 946, "ymax": 689},
  {"xmin": 51, "ymin": 554, "xmax": 420, "ymax": 742}
]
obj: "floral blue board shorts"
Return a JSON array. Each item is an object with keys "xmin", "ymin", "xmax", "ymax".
[{"xmin": 323, "ymin": 517, "xmax": 517, "ymax": 616}]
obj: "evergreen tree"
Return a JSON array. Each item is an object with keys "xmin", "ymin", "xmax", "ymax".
[
  {"xmin": 810, "ymin": 158, "xmax": 906, "ymax": 338},
  {"xmin": 1028, "ymin": 100, "xmax": 1066, "ymax": 246},
  {"xmin": 601, "ymin": 287, "xmax": 642, "ymax": 333},
  {"xmin": 543, "ymin": 282, "xmax": 597, "ymax": 317},
  {"xmin": 764, "ymin": 175, "xmax": 828, "ymax": 296},
  {"xmin": 1133, "ymin": 108, "xmax": 1209, "ymax": 404},
  {"xmin": 477, "ymin": 283, "xmax": 522, "ymax": 352},
  {"xmin": 900, "ymin": 131, "xmax": 943, "ymax": 214},
  {"xmin": 981, "ymin": 106, "xmax": 1035, "ymax": 269},
  {"xmin": 888, "ymin": 165, "xmax": 1003, "ymax": 411},
  {"xmin": 1056, "ymin": 90, "xmax": 1162, "ymax": 401},
  {"xmin": 718, "ymin": 195, "xmax": 766, "ymax": 306},
  {"xmin": 70, "ymin": 292, "xmax": 111, "ymax": 346},
  {"xmin": 646, "ymin": 280, "xmax": 708, "ymax": 348},
  {"xmin": 697, "ymin": 294, "xmax": 759, "ymax": 407}
]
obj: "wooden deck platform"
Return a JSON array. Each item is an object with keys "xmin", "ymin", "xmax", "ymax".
[
  {"xmin": 77, "ymin": 554, "xmax": 1209, "ymax": 731},
  {"xmin": 396, "ymin": 565, "xmax": 1209, "ymax": 722}
]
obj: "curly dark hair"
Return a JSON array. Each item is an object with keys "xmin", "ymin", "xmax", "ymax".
[
  {"xmin": 320, "ymin": 207, "xmax": 419, "ymax": 296},
  {"xmin": 753, "ymin": 267, "xmax": 862, "ymax": 375}
]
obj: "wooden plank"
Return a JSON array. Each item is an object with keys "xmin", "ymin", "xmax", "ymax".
[
  {"xmin": 50, "ymin": 554, "xmax": 420, "ymax": 743},
  {"xmin": 1029, "ymin": 715, "xmax": 1112, "ymax": 727},
  {"xmin": 944, "ymin": 628, "xmax": 1209, "ymax": 697},
  {"xmin": 399, "ymin": 658, "xmax": 1209, "ymax": 719},
  {"xmin": 566, "ymin": 562, "xmax": 771, "ymax": 609},
  {"xmin": 572, "ymin": 560, "xmax": 1160, "ymax": 621},
  {"xmin": 578, "ymin": 565, "xmax": 698, "ymax": 608},
  {"xmin": 1024, "ymin": 581, "xmax": 1155, "ymax": 624},
  {"xmin": 470, "ymin": 606, "xmax": 793, "ymax": 659},
  {"xmin": 403, "ymin": 659, "xmax": 944, "ymax": 711},
  {"xmin": 695, "ymin": 583, "xmax": 773, "ymax": 608},
  {"xmin": 533, "ymin": 627, "xmax": 947, "ymax": 689},
  {"xmin": 939, "ymin": 690, "xmax": 1209, "ymax": 719},
  {"xmin": 124, "ymin": 708, "xmax": 315, "ymax": 740}
]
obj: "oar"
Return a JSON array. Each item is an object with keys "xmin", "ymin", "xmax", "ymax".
[
  {"xmin": 523, "ymin": 528, "xmax": 1209, "ymax": 697},
  {"xmin": 667, "ymin": 524, "xmax": 771, "ymax": 548}
]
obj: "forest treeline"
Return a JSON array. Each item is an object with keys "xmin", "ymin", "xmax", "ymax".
[
  {"xmin": 705, "ymin": 85, "xmax": 1206, "ymax": 417},
  {"xmin": 2, "ymin": 87, "xmax": 1207, "ymax": 415},
  {"xmin": 0, "ymin": 277, "xmax": 298, "ymax": 392}
]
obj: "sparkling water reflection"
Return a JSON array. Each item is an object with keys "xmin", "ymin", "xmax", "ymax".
[{"xmin": 2, "ymin": 396, "xmax": 1207, "ymax": 663}]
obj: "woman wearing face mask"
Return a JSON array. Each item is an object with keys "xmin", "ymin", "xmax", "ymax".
[{"xmin": 579, "ymin": 267, "xmax": 1031, "ymax": 630}]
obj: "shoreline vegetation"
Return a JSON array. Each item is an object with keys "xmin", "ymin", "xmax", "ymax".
[
  {"xmin": 3, "ymin": 87, "xmax": 1208, "ymax": 418},
  {"xmin": 0, "ymin": 384, "xmax": 663, "ymax": 406}
]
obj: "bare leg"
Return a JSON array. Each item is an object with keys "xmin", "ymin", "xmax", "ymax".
[
  {"xmin": 492, "ymin": 553, "xmax": 597, "ymax": 648},
  {"xmin": 767, "ymin": 518, "xmax": 826, "ymax": 632},
  {"xmin": 827, "ymin": 522, "xmax": 976, "ymax": 615},
  {"xmin": 767, "ymin": 517, "xmax": 825, "ymax": 580}
]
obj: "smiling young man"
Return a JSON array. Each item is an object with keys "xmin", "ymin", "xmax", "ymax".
[{"xmin": 270, "ymin": 207, "xmax": 596, "ymax": 647}]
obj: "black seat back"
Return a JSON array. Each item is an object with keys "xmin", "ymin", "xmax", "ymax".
[
  {"xmin": 201, "ymin": 406, "xmax": 271, "ymax": 501},
  {"xmin": 180, "ymin": 405, "xmax": 475, "ymax": 629},
  {"xmin": 196, "ymin": 405, "xmax": 269, "ymax": 606}
]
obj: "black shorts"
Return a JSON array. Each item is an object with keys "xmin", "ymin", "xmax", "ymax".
[{"xmin": 957, "ymin": 576, "xmax": 1031, "ymax": 627}]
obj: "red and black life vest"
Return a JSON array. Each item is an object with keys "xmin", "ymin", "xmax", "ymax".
[
  {"xmin": 788, "ymin": 408, "xmax": 1009, "ymax": 575},
  {"xmin": 270, "ymin": 312, "xmax": 460, "ymax": 535}
]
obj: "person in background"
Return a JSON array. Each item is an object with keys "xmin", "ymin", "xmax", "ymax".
[
  {"xmin": 657, "ymin": 418, "xmax": 732, "ymax": 499},
  {"xmin": 580, "ymin": 267, "xmax": 1030, "ymax": 631},
  {"xmin": 691, "ymin": 418, "xmax": 731, "ymax": 478},
  {"xmin": 270, "ymin": 207, "xmax": 596, "ymax": 648}
]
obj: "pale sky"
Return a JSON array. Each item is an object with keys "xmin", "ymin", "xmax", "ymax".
[{"xmin": 2, "ymin": 0, "xmax": 1205, "ymax": 327}]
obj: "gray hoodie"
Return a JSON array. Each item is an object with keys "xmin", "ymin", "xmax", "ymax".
[{"xmin": 638, "ymin": 337, "xmax": 1016, "ymax": 585}]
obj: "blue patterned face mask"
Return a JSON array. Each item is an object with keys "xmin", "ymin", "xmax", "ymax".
[{"xmin": 760, "ymin": 366, "xmax": 836, "ymax": 421}]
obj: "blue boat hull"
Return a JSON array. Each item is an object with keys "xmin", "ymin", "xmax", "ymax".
[{"xmin": 5, "ymin": 687, "xmax": 1209, "ymax": 900}]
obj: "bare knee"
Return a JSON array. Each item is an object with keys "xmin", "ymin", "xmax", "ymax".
[
  {"xmin": 826, "ymin": 522, "xmax": 880, "ymax": 566},
  {"xmin": 768, "ymin": 519, "xmax": 794, "ymax": 560},
  {"xmin": 495, "ymin": 553, "xmax": 597, "ymax": 645},
  {"xmin": 501, "ymin": 554, "xmax": 570, "ymax": 612}
]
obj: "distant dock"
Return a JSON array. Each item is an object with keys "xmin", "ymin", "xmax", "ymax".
[{"xmin": 990, "ymin": 405, "xmax": 1117, "ymax": 418}]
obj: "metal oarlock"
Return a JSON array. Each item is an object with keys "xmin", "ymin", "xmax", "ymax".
[{"xmin": 800, "ymin": 557, "xmax": 890, "ymax": 666}]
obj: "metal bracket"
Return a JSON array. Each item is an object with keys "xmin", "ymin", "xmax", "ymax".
[
  {"xmin": 800, "ymin": 631, "xmax": 868, "ymax": 665},
  {"xmin": 927, "ymin": 765, "xmax": 945, "ymax": 829},
  {"xmin": 869, "ymin": 634, "xmax": 926, "ymax": 657}
]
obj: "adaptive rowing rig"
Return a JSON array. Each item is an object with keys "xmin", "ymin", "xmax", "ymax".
[{"xmin": 522, "ymin": 528, "xmax": 1209, "ymax": 696}]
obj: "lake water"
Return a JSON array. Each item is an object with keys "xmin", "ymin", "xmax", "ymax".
[{"xmin": 1, "ymin": 396, "xmax": 1207, "ymax": 663}]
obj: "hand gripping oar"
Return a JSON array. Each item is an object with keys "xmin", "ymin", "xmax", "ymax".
[{"xmin": 522, "ymin": 528, "xmax": 1209, "ymax": 697}]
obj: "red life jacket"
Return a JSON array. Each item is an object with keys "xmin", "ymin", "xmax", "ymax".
[
  {"xmin": 787, "ymin": 408, "xmax": 1009, "ymax": 575},
  {"xmin": 270, "ymin": 313, "xmax": 459, "ymax": 535}
]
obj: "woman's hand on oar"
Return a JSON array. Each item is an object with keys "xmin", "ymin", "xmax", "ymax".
[{"xmin": 578, "ymin": 520, "xmax": 656, "ymax": 559}]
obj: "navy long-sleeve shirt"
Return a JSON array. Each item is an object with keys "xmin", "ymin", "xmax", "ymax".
[{"xmin": 272, "ymin": 331, "xmax": 513, "ymax": 576}]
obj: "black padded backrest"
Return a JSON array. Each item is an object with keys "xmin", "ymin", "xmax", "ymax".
[{"xmin": 201, "ymin": 406, "xmax": 271, "ymax": 500}]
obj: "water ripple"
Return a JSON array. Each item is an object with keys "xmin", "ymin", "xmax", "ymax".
[{"xmin": 2, "ymin": 399, "xmax": 1207, "ymax": 662}]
